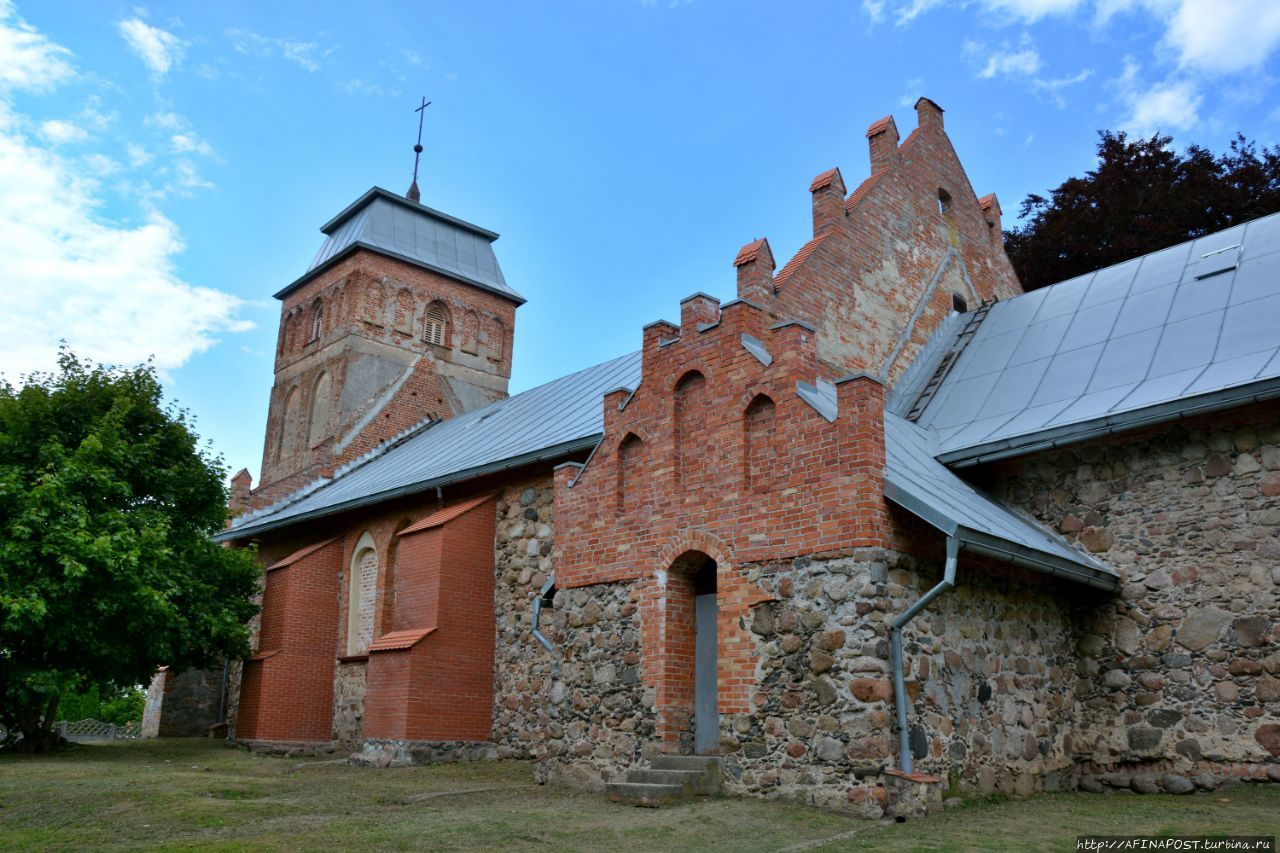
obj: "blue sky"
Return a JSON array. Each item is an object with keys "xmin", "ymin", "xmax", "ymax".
[{"xmin": 2, "ymin": 0, "xmax": 1278, "ymax": 485}]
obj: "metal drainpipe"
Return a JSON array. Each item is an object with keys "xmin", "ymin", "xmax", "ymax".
[
  {"xmin": 530, "ymin": 574, "xmax": 556, "ymax": 652},
  {"xmin": 891, "ymin": 535, "xmax": 960, "ymax": 774}
]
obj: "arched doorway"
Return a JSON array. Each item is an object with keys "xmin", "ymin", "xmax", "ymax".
[{"xmin": 692, "ymin": 557, "xmax": 718, "ymax": 754}]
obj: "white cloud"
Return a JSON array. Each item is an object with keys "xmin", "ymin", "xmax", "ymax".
[
  {"xmin": 339, "ymin": 78, "xmax": 385, "ymax": 96},
  {"xmin": 39, "ymin": 118, "xmax": 86, "ymax": 144},
  {"xmin": 170, "ymin": 131, "xmax": 213, "ymax": 157},
  {"xmin": 0, "ymin": 10, "xmax": 248, "ymax": 381},
  {"xmin": 895, "ymin": 0, "xmax": 945, "ymax": 26},
  {"xmin": 117, "ymin": 17, "xmax": 185, "ymax": 76},
  {"xmin": 898, "ymin": 78, "xmax": 925, "ymax": 107},
  {"xmin": 83, "ymin": 152, "xmax": 121, "ymax": 176},
  {"xmin": 226, "ymin": 28, "xmax": 330, "ymax": 72},
  {"xmin": 1116, "ymin": 56, "xmax": 1202, "ymax": 133},
  {"xmin": 1163, "ymin": 0, "xmax": 1280, "ymax": 75},
  {"xmin": 125, "ymin": 141, "xmax": 150, "ymax": 167},
  {"xmin": 978, "ymin": 44, "xmax": 1042, "ymax": 79},
  {"xmin": 862, "ymin": 0, "xmax": 887, "ymax": 24},
  {"xmin": 980, "ymin": 0, "xmax": 1086, "ymax": 23},
  {"xmin": 0, "ymin": 0, "xmax": 74, "ymax": 92}
]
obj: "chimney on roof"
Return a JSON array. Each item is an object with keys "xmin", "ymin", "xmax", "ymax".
[
  {"xmin": 914, "ymin": 97, "xmax": 944, "ymax": 132},
  {"xmin": 866, "ymin": 115, "xmax": 899, "ymax": 175},
  {"xmin": 229, "ymin": 468, "xmax": 253, "ymax": 518},
  {"xmin": 810, "ymin": 167, "xmax": 847, "ymax": 236},
  {"xmin": 406, "ymin": 180, "xmax": 421, "ymax": 203},
  {"xmin": 979, "ymin": 193, "xmax": 1003, "ymax": 243},
  {"xmin": 734, "ymin": 238, "xmax": 775, "ymax": 307}
]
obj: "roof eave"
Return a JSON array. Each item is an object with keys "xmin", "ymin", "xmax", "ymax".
[
  {"xmin": 272, "ymin": 241, "xmax": 527, "ymax": 305},
  {"xmin": 216, "ymin": 433, "xmax": 599, "ymax": 543},
  {"xmin": 940, "ymin": 375, "xmax": 1280, "ymax": 469},
  {"xmin": 884, "ymin": 481, "xmax": 1117, "ymax": 591}
]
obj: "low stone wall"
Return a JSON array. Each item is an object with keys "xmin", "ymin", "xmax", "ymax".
[
  {"xmin": 720, "ymin": 547, "xmax": 1084, "ymax": 815},
  {"xmin": 991, "ymin": 404, "xmax": 1280, "ymax": 787},
  {"xmin": 351, "ymin": 738, "xmax": 498, "ymax": 767}
]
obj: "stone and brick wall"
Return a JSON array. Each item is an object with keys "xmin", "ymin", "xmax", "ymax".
[{"xmin": 986, "ymin": 401, "xmax": 1280, "ymax": 790}]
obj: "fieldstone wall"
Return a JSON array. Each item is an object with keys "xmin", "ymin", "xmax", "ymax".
[
  {"xmin": 490, "ymin": 478, "xmax": 655, "ymax": 789},
  {"xmin": 989, "ymin": 403, "xmax": 1280, "ymax": 791},
  {"xmin": 141, "ymin": 667, "xmax": 225, "ymax": 737},
  {"xmin": 721, "ymin": 547, "xmax": 1085, "ymax": 816},
  {"xmin": 333, "ymin": 661, "xmax": 366, "ymax": 748}
]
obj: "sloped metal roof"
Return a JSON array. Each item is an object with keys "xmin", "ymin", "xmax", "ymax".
[
  {"xmin": 219, "ymin": 352, "xmax": 641, "ymax": 540},
  {"xmin": 274, "ymin": 187, "xmax": 524, "ymax": 305},
  {"xmin": 914, "ymin": 211, "xmax": 1280, "ymax": 465},
  {"xmin": 884, "ymin": 414, "xmax": 1118, "ymax": 589}
]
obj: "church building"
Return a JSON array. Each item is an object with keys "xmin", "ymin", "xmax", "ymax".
[{"xmin": 178, "ymin": 98, "xmax": 1277, "ymax": 815}]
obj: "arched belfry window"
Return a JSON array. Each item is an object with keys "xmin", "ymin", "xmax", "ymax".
[
  {"xmin": 310, "ymin": 299, "xmax": 324, "ymax": 342},
  {"xmin": 424, "ymin": 302, "xmax": 448, "ymax": 346},
  {"xmin": 347, "ymin": 532, "xmax": 378, "ymax": 656},
  {"xmin": 937, "ymin": 188, "xmax": 952, "ymax": 216}
]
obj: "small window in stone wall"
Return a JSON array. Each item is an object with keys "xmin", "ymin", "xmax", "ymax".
[
  {"xmin": 424, "ymin": 303, "xmax": 448, "ymax": 346},
  {"xmin": 347, "ymin": 535, "xmax": 379, "ymax": 656},
  {"xmin": 937, "ymin": 188, "xmax": 952, "ymax": 216},
  {"xmin": 952, "ymin": 293, "xmax": 968, "ymax": 314}
]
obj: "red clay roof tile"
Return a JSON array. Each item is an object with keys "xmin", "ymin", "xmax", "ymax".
[
  {"xmin": 368, "ymin": 627, "xmax": 436, "ymax": 652},
  {"xmin": 267, "ymin": 537, "xmax": 338, "ymax": 571},
  {"xmin": 773, "ymin": 233, "xmax": 829, "ymax": 286},
  {"xmin": 734, "ymin": 238, "xmax": 768, "ymax": 267},
  {"xmin": 809, "ymin": 167, "xmax": 843, "ymax": 192},
  {"xmin": 399, "ymin": 493, "xmax": 494, "ymax": 536}
]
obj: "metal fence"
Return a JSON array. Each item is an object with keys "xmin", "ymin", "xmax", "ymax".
[{"xmin": 58, "ymin": 719, "xmax": 142, "ymax": 741}]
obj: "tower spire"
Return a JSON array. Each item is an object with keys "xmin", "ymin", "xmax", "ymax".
[{"xmin": 407, "ymin": 96, "xmax": 431, "ymax": 203}]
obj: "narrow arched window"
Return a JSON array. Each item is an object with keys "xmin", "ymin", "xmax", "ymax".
[
  {"xmin": 278, "ymin": 386, "xmax": 300, "ymax": 460},
  {"xmin": 744, "ymin": 394, "xmax": 777, "ymax": 492},
  {"xmin": 310, "ymin": 299, "xmax": 324, "ymax": 342},
  {"xmin": 424, "ymin": 302, "xmax": 447, "ymax": 346},
  {"xmin": 616, "ymin": 433, "xmax": 643, "ymax": 514},
  {"xmin": 394, "ymin": 289, "xmax": 415, "ymax": 335},
  {"xmin": 487, "ymin": 317, "xmax": 506, "ymax": 363},
  {"xmin": 937, "ymin": 188, "xmax": 952, "ymax": 216},
  {"xmin": 347, "ymin": 533, "xmax": 378, "ymax": 656},
  {"xmin": 308, "ymin": 372, "xmax": 332, "ymax": 447},
  {"xmin": 674, "ymin": 370, "xmax": 707, "ymax": 487}
]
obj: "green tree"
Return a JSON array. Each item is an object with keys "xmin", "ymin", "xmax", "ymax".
[
  {"xmin": 1005, "ymin": 131, "xmax": 1280, "ymax": 290},
  {"xmin": 0, "ymin": 351, "xmax": 259, "ymax": 750}
]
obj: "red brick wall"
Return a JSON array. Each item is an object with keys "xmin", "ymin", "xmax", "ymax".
[
  {"xmin": 737, "ymin": 99, "xmax": 1022, "ymax": 385},
  {"xmin": 364, "ymin": 496, "xmax": 497, "ymax": 741},
  {"xmin": 236, "ymin": 539, "xmax": 342, "ymax": 742},
  {"xmin": 255, "ymin": 247, "xmax": 519, "ymax": 502},
  {"xmin": 555, "ymin": 297, "xmax": 888, "ymax": 744}
]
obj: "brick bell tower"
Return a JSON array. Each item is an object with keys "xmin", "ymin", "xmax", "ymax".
[{"xmin": 252, "ymin": 166, "xmax": 524, "ymax": 502}]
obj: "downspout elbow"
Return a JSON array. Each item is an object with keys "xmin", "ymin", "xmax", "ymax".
[
  {"xmin": 891, "ymin": 536, "xmax": 960, "ymax": 774},
  {"xmin": 530, "ymin": 574, "xmax": 556, "ymax": 653}
]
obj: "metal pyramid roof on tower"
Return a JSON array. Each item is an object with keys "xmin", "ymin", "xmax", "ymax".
[{"xmin": 274, "ymin": 187, "xmax": 525, "ymax": 305}]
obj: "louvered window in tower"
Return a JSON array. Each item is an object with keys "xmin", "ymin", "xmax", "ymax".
[
  {"xmin": 310, "ymin": 300, "xmax": 324, "ymax": 341},
  {"xmin": 424, "ymin": 303, "xmax": 447, "ymax": 346}
]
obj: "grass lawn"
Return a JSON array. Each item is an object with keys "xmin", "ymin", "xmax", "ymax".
[{"xmin": 0, "ymin": 739, "xmax": 1274, "ymax": 851}]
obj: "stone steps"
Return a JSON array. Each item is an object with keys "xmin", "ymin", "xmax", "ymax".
[{"xmin": 606, "ymin": 756, "xmax": 722, "ymax": 807}]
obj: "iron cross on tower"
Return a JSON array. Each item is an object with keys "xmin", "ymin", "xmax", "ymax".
[{"xmin": 406, "ymin": 96, "xmax": 431, "ymax": 203}]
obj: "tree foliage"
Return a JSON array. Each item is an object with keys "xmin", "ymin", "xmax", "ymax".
[
  {"xmin": 0, "ymin": 351, "xmax": 258, "ymax": 749},
  {"xmin": 1004, "ymin": 131, "xmax": 1280, "ymax": 290}
]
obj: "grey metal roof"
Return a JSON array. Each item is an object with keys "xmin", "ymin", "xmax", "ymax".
[
  {"xmin": 914, "ymin": 211, "xmax": 1280, "ymax": 465},
  {"xmin": 274, "ymin": 187, "xmax": 525, "ymax": 305},
  {"xmin": 220, "ymin": 351, "xmax": 641, "ymax": 540},
  {"xmin": 884, "ymin": 413, "xmax": 1118, "ymax": 589}
]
